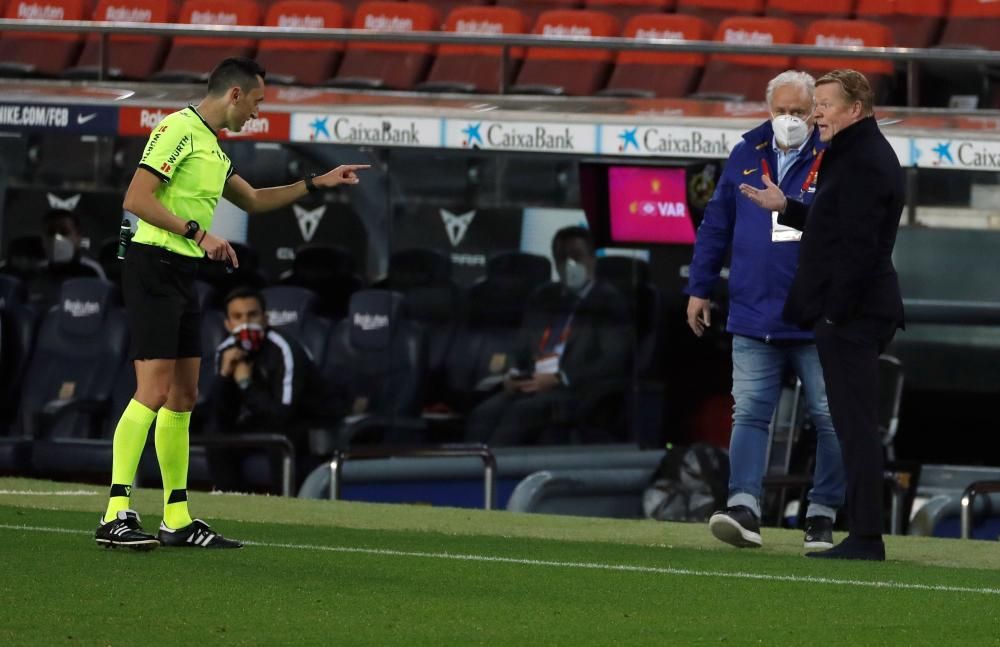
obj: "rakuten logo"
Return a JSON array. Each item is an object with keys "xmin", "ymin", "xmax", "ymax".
[
  {"xmin": 140, "ymin": 109, "xmax": 169, "ymax": 130},
  {"xmin": 267, "ymin": 310, "xmax": 299, "ymax": 326},
  {"xmin": 455, "ymin": 19, "xmax": 503, "ymax": 34},
  {"xmin": 277, "ymin": 14, "xmax": 325, "ymax": 28},
  {"xmin": 106, "ymin": 6, "xmax": 153, "ymax": 22},
  {"xmin": 16, "ymin": 2, "xmax": 65, "ymax": 20},
  {"xmin": 226, "ymin": 117, "xmax": 270, "ymax": 137},
  {"xmin": 542, "ymin": 24, "xmax": 593, "ymax": 37},
  {"xmin": 354, "ymin": 313, "xmax": 389, "ymax": 331},
  {"xmin": 814, "ymin": 35, "xmax": 865, "ymax": 48},
  {"xmin": 363, "ymin": 14, "xmax": 413, "ymax": 31},
  {"xmin": 63, "ymin": 299, "xmax": 100, "ymax": 318},
  {"xmin": 723, "ymin": 29, "xmax": 774, "ymax": 45},
  {"xmin": 190, "ymin": 10, "xmax": 239, "ymax": 25},
  {"xmin": 634, "ymin": 28, "xmax": 685, "ymax": 40}
]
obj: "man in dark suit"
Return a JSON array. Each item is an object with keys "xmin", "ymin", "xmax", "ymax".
[
  {"xmin": 739, "ymin": 69, "xmax": 904, "ymax": 561},
  {"xmin": 465, "ymin": 227, "xmax": 632, "ymax": 446}
]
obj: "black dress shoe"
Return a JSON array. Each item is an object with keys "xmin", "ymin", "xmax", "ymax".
[{"xmin": 806, "ymin": 534, "xmax": 885, "ymax": 561}]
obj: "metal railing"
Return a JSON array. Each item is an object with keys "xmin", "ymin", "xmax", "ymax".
[
  {"xmin": 191, "ymin": 434, "xmax": 295, "ymax": 497},
  {"xmin": 959, "ymin": 480, "xmax": 1000, "ymax": 539},
  {"xmin": 3, "ymin": 18, "xmax": 1000, "ymax": 102},
  {"xmin": 328, "ymin": 444, "xmax": 497, "ymax": 509}
]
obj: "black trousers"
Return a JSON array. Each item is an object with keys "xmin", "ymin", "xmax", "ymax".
[
  {"xmin": 813, "ymin": 317, "xmax": 897, "ymax": 537},
  {"xmin": 464, "ymin": 389, "xmax": 575, "ymax": 446}
]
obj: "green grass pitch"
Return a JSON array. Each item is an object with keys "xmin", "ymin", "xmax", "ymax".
[{"xmin": 1, "ymin": 477, "xmax": 999, "ymax": 645}]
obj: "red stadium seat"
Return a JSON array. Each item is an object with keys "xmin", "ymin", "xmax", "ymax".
[
  {"xmin": 256, "ymin": 0, "xmax": 346, "ymax": 86},
  {"xmin": 764, "ymin": 0, "xmax": 854, "ymax": 32},
  {"xmin": 154, "ymin": 0, "xmax": 261, "ymax": 83},
  {"xmin": 66, "ymin": 0, "xmax": 175, "ymax": 80},
  {"xmin": 939, "ymin": 0, "xmax": 1000, "ymax": 50},
  {"xmin": 583, "ymin": 0, "xmax": 674, "ymax": 25},
  {"xmin": 0, "ymin": 0, "xmax": 86, "ymax": 77},
  {"xmin": 510, "ymin": 9, "xmax": 620, "ymax": 96},
  {"xmin": 420, "ymin": 0, "xmax": 491, "ymax": 27},
  {"xmin": 920, "ymin": 0, "xmax": 1000, "ymax": 108},
  {"xmin": 797, "ymin": 19, "xmax": 894, "ymax": 104},
  {"xmin": 693, "ymin": 16, "xmax": 798, "ymax": 101},
  {"xmin": 495, "ymin": 0, "xmax": 581, "ymax": 30},
  {"xmin": 418, "ymin": 6, "xmax": 528, "ymax": 94},
  {"xmin": 855, "ymin": 0, "xmax": 944, "ymax": 49},
  {"xmin": 602, "ymin": 13, "xmax": 709, "ymax": 98},
  {"xmin": 676, "ymin": 0, "xmax": 764, "ymax": 32},
  {"xmin": 327, "ymin": 1, "xmax": 440, "ymax": 90}
]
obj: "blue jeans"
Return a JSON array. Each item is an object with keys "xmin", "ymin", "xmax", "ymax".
[{"xmin": 728, "ymin": 335, "xmax": 845, "ymax": 519}]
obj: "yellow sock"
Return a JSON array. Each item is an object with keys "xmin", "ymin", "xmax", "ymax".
[
  {"xmin": 103, "ymin": 400, "xmax": 156, "ymax": 523},
  {"xmin": 155, "ymin": 407, "xmax": 193, "ymax": 529}
]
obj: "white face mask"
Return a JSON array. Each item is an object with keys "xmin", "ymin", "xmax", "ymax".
[
  {"xmin": 772, "ymin": 114, "xmax": 811, "ymax": 149},
  {"xmin": 562, "ymin": 258, "xmax": 589, "ymax": 292},
  {"xmin": 49, "ymin": 233, "xmax": 75, "ymax": 264}
]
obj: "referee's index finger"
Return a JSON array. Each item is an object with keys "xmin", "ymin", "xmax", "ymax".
[
  {"xmin": 226, "ymin": 243, "xmax": 239, "ymax": 269},
  {"xmin": 343, "ymin": 164, "xmax": 372, "ymax": 170}
]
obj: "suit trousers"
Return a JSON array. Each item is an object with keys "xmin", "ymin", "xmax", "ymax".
[{"xmin": 813, "ymin": 317, "xmax": 897, "ymax": 536}]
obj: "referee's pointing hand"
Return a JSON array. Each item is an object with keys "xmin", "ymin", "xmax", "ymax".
[
  {"xmin": 314, "ymin": 164, "xmax": 371, "ymax": 189},
  {"xmin": 198, "ymin": 231, "xmax": 239, "ymax": 269}
]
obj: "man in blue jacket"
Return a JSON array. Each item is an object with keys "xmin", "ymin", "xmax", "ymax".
[{"xmin": 685, "ymin": 70, "xmax": 845, "ymax": 551}]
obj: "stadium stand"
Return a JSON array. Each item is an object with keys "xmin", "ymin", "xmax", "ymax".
[
  {"xmin": 417, "ymin": 5, "xmax": 528, "ymax": 94},
  {"xmin": 854, "ymin": 0, "xmax": 945, "ymax": 49},
  {"xmin": 583, "ymin": 0, "xmax": 674, "ymax": 25},
  {"xmin": 153, "ymin": 0, "xmax": 261, "ymax": 83},
  {"xmin": 279, "ymin": 244, "xmax": 364, "ymax": 321},
  {"xmin": 0, "ymin": 0, "xmax": 87, "ymax": 78},
  {"xmin": 921, "ymin": 0, "xmax": 1000, "ymax": 108},
  {"xmin": 601, "ymin": 13, "xmax": 709, "ymax": 98},
  {"xmin": 326, "ymin": 1, "xmax": 440, "ymax": 90},
  {"xmin": 261, "ymin": 285, "xmax": 334, "ymax": 364},
  {"xmin": 692, "ymin": 16, "xmax": 798, "ymax": 102},
  {"xmin": 66, "ymin": 0, "xmax": 174, "ymax": 80},
  {"xmin": 675, "ymin": 0, "xmax": 763, "ymax": 31},
  {"xmin": 510, "ymin": 9, "xmax": 621, "ymax": 96},
  {"xmin": 797, "ymin": 19, "xmax": 895, "ymax": 105},
  {"xmin": 763, "ymin": 0, "xmax": 853, "ymax": 32},
  {"xmin": 255, "ymin": 0, "xmax": 346, "ymax": 86},
  {"xmin": 496, "ymin": 0, "xmax": 581, "ymax": 28}
]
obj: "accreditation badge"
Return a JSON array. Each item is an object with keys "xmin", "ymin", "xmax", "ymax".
[{"xmin": 771, "ymin": 211, "xmax": 802, "ymax": 242}]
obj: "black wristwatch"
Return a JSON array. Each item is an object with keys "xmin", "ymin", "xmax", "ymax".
[
  {"xmin": 183, "ymin": 219, "xmax": 200, "ymax": 240},
  {"xmin": 304, "ymin": 173, "xmax": 319, "ymax": 194}
]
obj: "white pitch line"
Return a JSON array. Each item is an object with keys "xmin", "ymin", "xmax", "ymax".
[
  {"xmin": 1, "ymin": 522, "xmax": 997, "ymax": 596},
  {"xmin": 0, "ymin": 490, "xmax": 99, "ymax": 496}
]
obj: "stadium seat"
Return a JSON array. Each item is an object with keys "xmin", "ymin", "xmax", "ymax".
[
  {"xmin": 601, "ymin": 13, "xmax": 709, "ymax": 98},
  {"xmin": 0, "ymin": 0, "xmax": 86, "ymax": 78},
  {"xmin": 261, "ymin": 285, "xmax": 333, "ymax": 364},
  {"xmin": 279, "ymin": 244, "xmax": 364, "ymax": 321},
  {"xmin": 510, "ymin": 9, "xmax": 621, "ymax": 96},
  {"xmin": 496, "ymin": 0, "xmax": 581, "ymax": 28},
  {"xmin": 763, "ymin": 0, "xmax": 852, "ymax": 32},
  {"xmin": 692, "ymin": 16, "xmax": 798, "ymax": 102},
  {"xmin": 255, "ymin": 0, "xmax": 346, "ymax": 86},
  {"xmin": 198, "ymin": 242, "xmax": 268, "ymax": 308},
  {"xmin": 23, "ymin": 278, "xmax": 129, "ymax": 479},
  {"xmin": 315, "ymin": 289, "xmax": 428, "ymax": 449},
  {"xmin": 797, "ymin": 20, "xmax": 895, "ymax": 105},
  {"xmin": 0, "ymin": 276, "xmax": 38, "ymax": 474},
  {"xmin": 443, "ymin": 252, "xmax": 552, "ymax": 413},
  {"xmin": 583, "ymin": 0, "xmax": 674, "ymax": 25},
  {"xmin": 326, "ymin": 1, "xmax": 440, "ymax": 91},
  {"xmin": 595, "ymin": 256, "xmax": 660, "ymax": 379},
  {"xmin": 855, "ymin": 0, "xmax": 944, "ymax": 49},
  {"xmin": 417, "ymin": 6, "xmax": 528, "ymax": 94},
  {"xmin": 66, "ymin": 0, "xmax": 174, "ymax": 80},
  {"xmin": 380, "ymin": 248, "xmax": 463, "ymax": 405},
  {"xmin": 676, "ymin": 0, "xmax": 763, "ymax": 32},
  {"xmin": 153, "ymin": 0, "xmax": 261, "ymax": 83},
  {"xmin": 920, "ymin": 0, "xmax": 1000, "ymax": 108},
  {"xmin": 420, "ymin": 0, "xmax": 491, "ymax": 25}
]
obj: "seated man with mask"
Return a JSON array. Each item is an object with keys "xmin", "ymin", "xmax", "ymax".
[
  {"xmin": 465, "ymin": 226, "xmax": 631, "ymax": 446},
  {"xmin": 0, "ymin": 209, "xmax": 106, "ymax": 308},
  {"xmin": 208, "ymin": 287, "xmax": 342, "ymax": 492}
]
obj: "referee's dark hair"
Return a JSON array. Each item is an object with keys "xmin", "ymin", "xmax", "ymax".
[
  {"xmin": 223, "ymin": 286, "xmax": 267, "ymax": 314},
  {"xmin": 207, "ymin": 57, "xmax": 266, "ymax": 96}
]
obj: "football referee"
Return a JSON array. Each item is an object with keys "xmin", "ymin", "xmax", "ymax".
[{"xmin": 95, "ymin": 57, "xmax": 368, "ymax": 550}]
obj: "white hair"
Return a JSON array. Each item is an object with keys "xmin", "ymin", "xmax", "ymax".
[{"xmin": 766, "ymin": 70, "xmax": 816, "ymax": 108}]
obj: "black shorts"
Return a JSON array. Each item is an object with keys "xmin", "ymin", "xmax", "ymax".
[{"xmin": 122, "ymin": 242, "xmax": 202, "ymax": 360}]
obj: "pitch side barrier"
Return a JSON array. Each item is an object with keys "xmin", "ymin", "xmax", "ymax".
[{"xmin": 6, "ymin": 18, "xmax": 1000, "ymax": 104}]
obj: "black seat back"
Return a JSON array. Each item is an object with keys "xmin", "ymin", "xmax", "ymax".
[{"xmin": 262, "ymin": 285, "xmax": 332, "ymax": 365}]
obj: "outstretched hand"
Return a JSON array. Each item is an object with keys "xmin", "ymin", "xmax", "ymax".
[
  {"xmin": 315, "ymin": 164, "xmax": 371, "ymax": 188},
  {"xmin": 739, "ymin": 174, "xmax": 787, "ymax": 212}
]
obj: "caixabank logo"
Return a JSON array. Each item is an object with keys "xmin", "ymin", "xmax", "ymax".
[
  {"xmin": 607, "ymin": 125, "xmax": 736, "ymax": 158},
  {"xmin": 453, "ymin": 121, "xmax": 594, "ymax": 153},
  {"xmin": 294, "ymin": 114, "xmax": 439, "ymax": 147}
]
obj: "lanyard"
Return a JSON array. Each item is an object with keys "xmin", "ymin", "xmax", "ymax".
[
  {"xmin": 538, "ymin": 315, "xmax": 574, "ymax": 354},
  {"xmin": 760, "ymin": 149, "xmax": 825, "ymax": 196}
]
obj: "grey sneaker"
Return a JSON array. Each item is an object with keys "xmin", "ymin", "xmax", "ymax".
[
  {"xmin": 804, "ymin": 515, "xmax": 834, "ymax": 550},
  {"xmin": 709, "ymin": 505, "xmax": 762, "ymax": 548}
]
